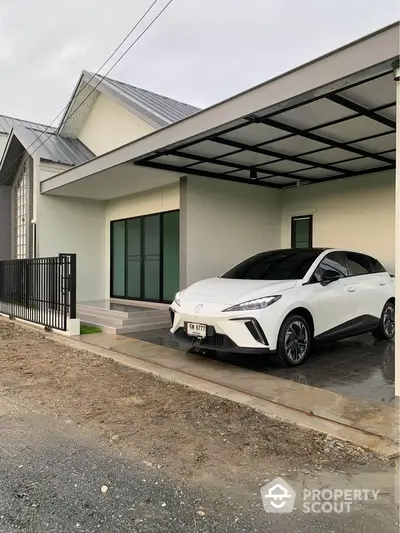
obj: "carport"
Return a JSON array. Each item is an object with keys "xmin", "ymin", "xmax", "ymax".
[{"xmin": 40, "ymin": 22, "xmax": 399, "ymax": 399}]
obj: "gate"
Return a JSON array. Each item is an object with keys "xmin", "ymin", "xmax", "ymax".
[{"xmin": 0, "ymin": 254, "xmax": 76, "ymax": 331}]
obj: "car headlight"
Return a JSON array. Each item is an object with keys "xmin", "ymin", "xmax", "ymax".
[
  {"xmin": 222, "ymin": 295, "xmax": 281, "ymax": 312},
  {"xmin": 174, "ymin": 291, "xmax": 181, "ymax": 306}
]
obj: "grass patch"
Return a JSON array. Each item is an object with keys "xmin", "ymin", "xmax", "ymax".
[{"xmin": 80, "ymin": 324, "xmax": 102, "ymax": 335}]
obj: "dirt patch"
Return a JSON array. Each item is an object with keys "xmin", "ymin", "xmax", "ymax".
[{"xmin": 0, "ymin": 318, "xmax": 392, "ymax": 489}]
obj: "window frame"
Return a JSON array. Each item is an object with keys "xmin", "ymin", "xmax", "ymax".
[{"xmin": 291, "ymin": 215, "xmax": 313, "ymax": 249}]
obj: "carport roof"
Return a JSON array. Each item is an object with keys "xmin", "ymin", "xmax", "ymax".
[{"xmin": 41, "ymin": 22, "xmax": 399, "ymax": 194}]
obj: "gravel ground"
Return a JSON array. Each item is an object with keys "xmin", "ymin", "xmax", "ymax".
[
  {"xmin": 0, "ymin": 318, "xmax": 393, "ymax": 488},
  {"xmin": 0, "ymin": 318, "xmax": 398, "ymax": 532}
]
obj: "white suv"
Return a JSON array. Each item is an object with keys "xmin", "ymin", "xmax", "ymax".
[{"xmin": 170, "ymin": 248, "xmax": 395, "ymax": 366}]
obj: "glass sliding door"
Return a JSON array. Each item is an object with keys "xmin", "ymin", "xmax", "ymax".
[
  {"xmin": 162, "ymin": 211, "xmax": 180, "ymax": 302},
  {"xmin": 143, "ymin": 214, "xmax": 161, "ymax": 301},
  {"xmin": 111, "ymin": 221, "xmax": 126, "ymax": 297},
  {"xmin": 110, "ymin": 210, "xmax": 179, "ymax": 303},
  {"xmin": 126, "ymin": 218, "xmax": 142, "ymax": 299}
]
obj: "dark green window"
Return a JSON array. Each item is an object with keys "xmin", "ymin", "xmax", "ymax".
[
  {"xmin": 111, "ymin": 211, "xmax": 179, "ymax": 303},
  {"xmin": 291, "ymin": 215, "xmax": 313, "ymax": 249}
]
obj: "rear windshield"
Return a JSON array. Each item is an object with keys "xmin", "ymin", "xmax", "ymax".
[{"xmin": 221, "ymin": 250, "xmax": 322, "ymax": 280}]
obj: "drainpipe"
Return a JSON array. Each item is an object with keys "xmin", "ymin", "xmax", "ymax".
[{"xmin": 394, "ymin": 59, "xmax": 400, "ymax": 400}]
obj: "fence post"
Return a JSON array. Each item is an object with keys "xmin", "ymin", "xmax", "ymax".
[{"xmin": 69, "ymin": 254, "xmax": 77, "ymax": 320}]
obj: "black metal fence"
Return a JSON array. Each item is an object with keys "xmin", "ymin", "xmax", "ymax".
[{"xmin": 0, "ymin": 254, "xmax": 76, "ymax": 331}]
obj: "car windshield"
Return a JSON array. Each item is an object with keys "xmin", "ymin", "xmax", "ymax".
[{"xmin": 221, "ymin": 249, "xmax": 323, "ymax": 280}]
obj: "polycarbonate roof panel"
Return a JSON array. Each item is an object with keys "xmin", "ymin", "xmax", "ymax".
[
  {"xmin": 349, "ymin": 132, "xmax": 395, "ymax": 153},
  {"xmin": 334, "ymin": 157, "xmax": 390, "ymax": 171},
  {"xmin": 339, "ymin": 73, "xmax": 395, "ymax": 107},
  {"xmin": 180, "ymin": 141, "xmax": 236, "ymax": 158},
  {"xmin": 137, "ymin": 69, "xmax": 396, "ymax": 189},
  {"xmin": 221, "ymin": 123, "xmax": 288, "ymax": 145},
  {"xmin": 260, "ymin": 136, "xmax": 329, "ymax": 155},
  {"xmin": 313, "ymin": 116, "xmax": 393, "ymax": 143},
  {"xmin": 220, "ymin": 150, "xmax": 278, "ymax": 166},
  {"xmin": 275, "ymin": 99, "xmax": 355, "ymax": 129}
]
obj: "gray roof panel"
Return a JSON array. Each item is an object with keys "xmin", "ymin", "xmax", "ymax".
[
  {"xmin": 12, "ymin": 125, "xmax": 94, "ymax": 166},
  {"xmin": 0, "ymin": 114, "xmax": 57, "ymax": 135},
  {"xmin": 88, "ymin": 72, "xmax": 200, "ymax": 127}
]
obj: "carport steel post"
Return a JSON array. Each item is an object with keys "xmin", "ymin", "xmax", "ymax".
[{"xmin": 394, "ymin": 59, "xmax": 400, "ymax": 399}]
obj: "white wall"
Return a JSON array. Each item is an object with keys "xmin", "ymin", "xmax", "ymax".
[
  {"xmin": 184, "ymin": 177, "xmax": 282, "ymax": 286},
  {"xmin": 38, "ymin": 164, "xmax": 106, "ymax": 302},
  {"xmin": 104, "ymin": 182, "xmax": 180, "ymax": 297},
  {"xmin": 281, "ymin": 170, "xmax": 395, "ymax": 272},
  {"xmin": 78, "ymin": 93, "xmax": 155, "ymax": 155}
]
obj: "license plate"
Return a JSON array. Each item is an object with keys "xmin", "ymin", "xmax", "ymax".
[{"xmin": 186, "ymin": 322, "xmax": 207, "ymax": 338}]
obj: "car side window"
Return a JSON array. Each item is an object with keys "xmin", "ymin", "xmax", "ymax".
[
  {"xmin": 312, "ymin": 252, "xmax": 349, "ymax": 283},
  {"xmin": 366, "ymin": 255, "xmax": 386, "ymax": 273},
  {"xmin": 346, "ymin": 252, "xmax": 373, "ymax": 276}
]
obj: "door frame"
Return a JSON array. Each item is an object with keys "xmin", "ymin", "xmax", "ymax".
[{"xmin": 110, "ymin": 209, "xmax": 179, "ymax": 304}]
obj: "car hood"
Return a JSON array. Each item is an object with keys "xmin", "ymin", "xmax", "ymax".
[{"xmin": 181, "ymin": 278, "xmax": 298, "ymax": 306}]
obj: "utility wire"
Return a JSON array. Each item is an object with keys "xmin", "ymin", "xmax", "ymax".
[{"xmin": 0, "ymin": 0, "xmax": 174, "ymax": 179}]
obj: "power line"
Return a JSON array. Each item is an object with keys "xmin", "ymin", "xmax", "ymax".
[{"xmin": 0, "ymin": 0, "xmax": 174, "ymax": 179}]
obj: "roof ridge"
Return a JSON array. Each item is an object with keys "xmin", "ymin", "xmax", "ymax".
[{"xmin": 87, "ymin": 71, "xmax": 200, "ymax": 111}]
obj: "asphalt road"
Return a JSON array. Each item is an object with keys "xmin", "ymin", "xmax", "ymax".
[{"xmin": 0, "ymin": 398, "xmax": 398, "ymax": 533}]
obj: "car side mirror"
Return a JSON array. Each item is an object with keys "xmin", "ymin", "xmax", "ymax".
[{"xmin": 321, "ymin": 270, "xmax": 341, "ymax": 286}]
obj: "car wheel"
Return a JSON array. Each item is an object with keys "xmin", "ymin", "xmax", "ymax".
[
  {"xmin": 372, "ymin": 301, "xmax": 395, "ymax": 341},
  {"xmin": 275, "ymin": 314, "xmax": 312, "ymax": 366}
]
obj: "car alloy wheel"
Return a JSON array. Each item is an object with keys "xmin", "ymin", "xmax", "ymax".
[
  {"xmin": 284, "ymin": 320, "xmax": 309, "ymax": 363},
  {"xmin": 383, "ymin": 305, "xmax": 395, "ymax": 337}
]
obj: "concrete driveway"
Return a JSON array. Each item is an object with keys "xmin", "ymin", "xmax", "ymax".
[{"xmin": 125, "ymin": 330, "xmax": 395, "ymax": 406}]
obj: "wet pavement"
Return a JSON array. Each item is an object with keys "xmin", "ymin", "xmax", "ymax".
[{"xmin": 125, "ymin": 330, "xmax": 395, "ymax": 406}]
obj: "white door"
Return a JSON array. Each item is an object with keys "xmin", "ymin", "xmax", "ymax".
[{"xmin": 310, "ymin": 251, "xmax": 362, "ymax": 336}]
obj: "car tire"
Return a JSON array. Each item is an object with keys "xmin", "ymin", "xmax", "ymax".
[
  {"xmin": 273, "ymin": 314, "xmax": 312, "ymax": 366},
  {"xmin": 372, "ymin": 300, "xmax": 395, "ymax": 341}
]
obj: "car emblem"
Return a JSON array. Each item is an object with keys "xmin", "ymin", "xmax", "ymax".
[{"xmin": 194, "ymin": 304, "xmax": 203, "ymax": 313}]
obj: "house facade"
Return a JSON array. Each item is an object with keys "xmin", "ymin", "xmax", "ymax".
[{"xmin": 0, "ymin": 24, "xmax": 398, "ymax": 311}]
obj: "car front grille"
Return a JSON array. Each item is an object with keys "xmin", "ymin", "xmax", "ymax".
[{"xmin": 174, "ymin": 327, "xmax": 236, "ymax": 351}]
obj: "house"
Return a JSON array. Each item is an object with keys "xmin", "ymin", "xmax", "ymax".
[
  {"xmin": 0, "ymin": 69, "xmax": 200, "ymax": 265},
  {"xmin": 0, "ymin": 24, "xmax": 398, "ymax": 378}
]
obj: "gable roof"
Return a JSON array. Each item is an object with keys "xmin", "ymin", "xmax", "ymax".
[
  {"xmin": 93, "ymin": 72, "xmax": 201, "ymax": 126},
  {"xmin": 0, "ymin": 122, "xmax": 94, "ymax": 185},
  {"xmin": 0, "ymin": 114, "xmax": 57, "ymax": 136},
  {"xmin": 58, "ymin": 70, "xmax": 201, "ymax": 137}
]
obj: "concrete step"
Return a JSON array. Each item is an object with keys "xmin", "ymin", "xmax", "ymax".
[
  {"xmin": 77, "ymin": 305, "xmax": 169, "ymax": 322},
  {"xmin": 116, "ymin": 321, "xmax": 171, "ymax": 334}
]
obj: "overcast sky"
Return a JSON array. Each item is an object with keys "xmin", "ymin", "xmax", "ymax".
[{"xmin": 0, "ymin": 0, "xmax": 399, "ymax": 125}]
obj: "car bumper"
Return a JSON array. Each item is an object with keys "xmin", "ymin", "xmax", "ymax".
[{"xmin": 169, "ymin": 303, "xmax": 280, "ymax": 353}]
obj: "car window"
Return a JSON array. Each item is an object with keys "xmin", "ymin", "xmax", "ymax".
[
  {"xmin": 366, "ymin": 255, "xmax": 386, "ymax": 273},
  {"xmin": 313, "ymin": 252, "xmax": 349, "ymax": 282},
  {"xmin": 221, "ymin": 249, "xmax": 323, "ymax": 280},
  {"xmin": 346, "ymin": 252, "xmax": 373, "ymax": 276}
]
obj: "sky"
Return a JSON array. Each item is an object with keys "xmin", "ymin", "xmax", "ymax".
[{"xmin": 0, "ymin": 0, "xmax": 399, "ymax": 125}]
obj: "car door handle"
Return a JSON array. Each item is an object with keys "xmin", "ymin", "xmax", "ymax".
[
  {"xmin": 379, "ymin": 281, "xmax": 387, "ymax": 286},
  {"xmin": 347, "ymin": 286, "xmax": 357, "ymax": 292}
]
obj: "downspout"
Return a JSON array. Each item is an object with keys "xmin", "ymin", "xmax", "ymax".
[{"xmin": 393, "ymin": 59, "xmax": 400, "ymax": 400}]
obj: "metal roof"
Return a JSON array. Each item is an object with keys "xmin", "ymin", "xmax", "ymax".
[
  {"xmin": 14, "ymin": 126, "xmax": 94, "ymax": 166},
  {"xmin": 0, "ymin": 114, "xmax": 57, "ymax": 135},
  {"xmin": 0, "ymin": 124, "xmax": 94, "ymax": 185},
  {"xmin": 94, "ymin": 73, "xmax": 201, "ymax": 126}
]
